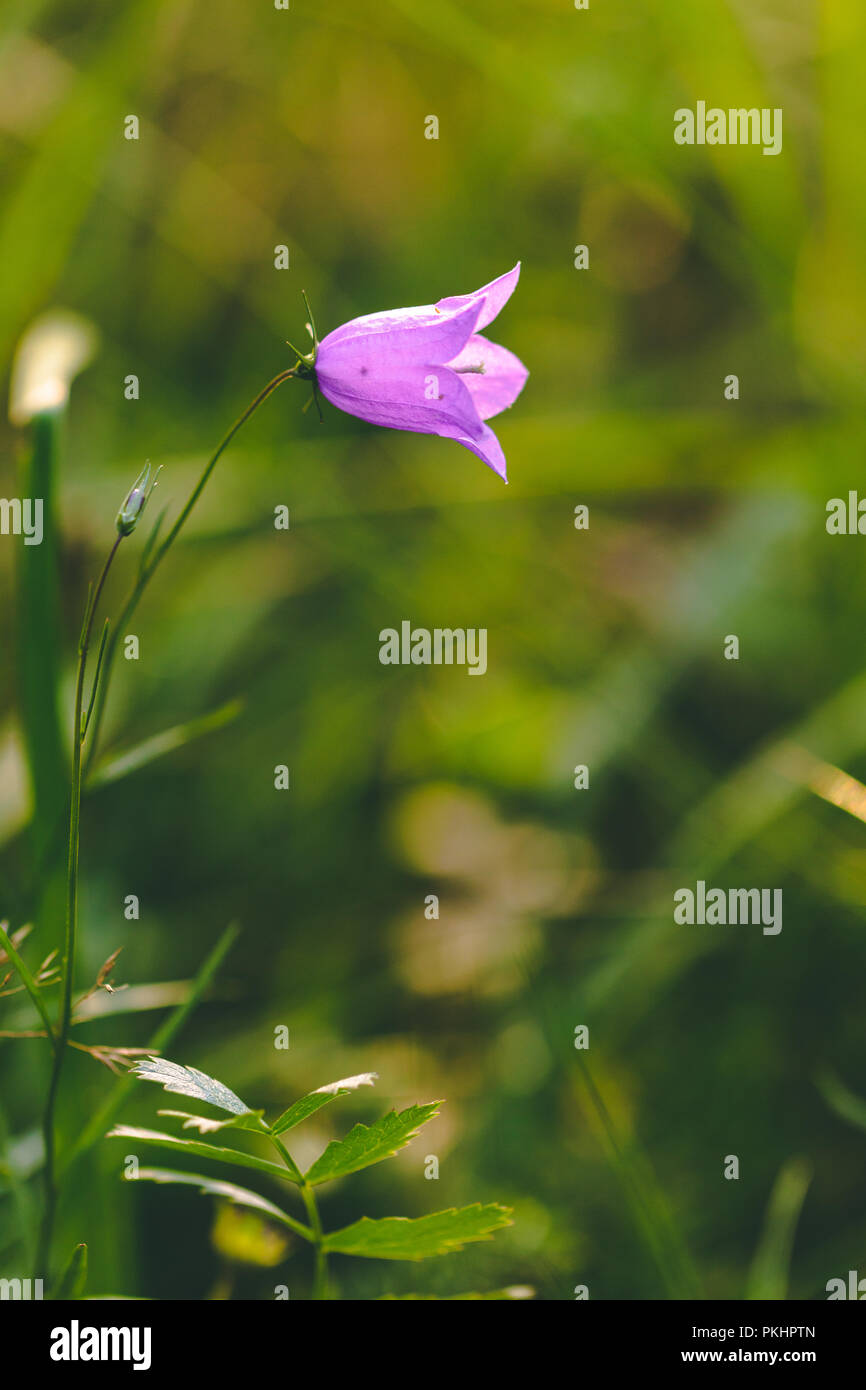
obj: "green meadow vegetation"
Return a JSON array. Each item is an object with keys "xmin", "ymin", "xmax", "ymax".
[{"xmin": 1, "ymin": 0, "xmax": 865, "ymax": 1300}]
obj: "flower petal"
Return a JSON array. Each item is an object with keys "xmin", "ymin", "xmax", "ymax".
[
  {"xmin": 440, "ymin": 420, "xmax": 508, "ymax": 481},
  {"xmin": 317, "ymin": 361, "xmax": 508, "ymax": 478},
  {"xmin": 317, "ymin": 298, "xmax": 480, "ymax": 365},
  {"xmin": 447, "ymin": 334, "xmax": 528, "ymax": 421},
  {"xmin": 312, "ymin": 269, "xmax": 522, "ymax": 483},
  {"xmin": 316, "ymin": 359, "xmax": 486, "ymax": 440},
  {"xmin": 434, "ymin": 263, "xmax": 521, "ymax": 332}
]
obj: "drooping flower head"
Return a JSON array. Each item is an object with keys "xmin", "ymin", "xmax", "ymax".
[{"xmin": 310, "ymin": 265, "xmax": 527, "ymax": 481}]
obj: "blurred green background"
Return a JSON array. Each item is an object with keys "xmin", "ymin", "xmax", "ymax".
[{"xmin": 2, "ymin": 0, "xmax": 866, "ymax": 1300}]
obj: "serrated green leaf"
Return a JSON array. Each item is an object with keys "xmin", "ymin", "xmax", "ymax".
[
  {"xmin": 67, "ymin": 924, "xmax": 240, "ymax": 1175},
  {"xmin": 131, "ymin": 1167, "xmax": 312, "ymax": 1241},
  {"xmin": 107, "ymin": 1124, "xmax": 298, "ymax": 1184},
  {"xmin": 158, "ymin": 1109, "xmax": 266, "ymax": 1135},
  {"xmin": 270, "ymin": 1072, "xmax": 378, "ymax": 1136},
  {"xmin": 51, "ymin": 1243, "xmax": 87, "ymax": 1300},
  {"xmin": 130, "ymin": 1057, "xmax": 251, "ymax": 1116},
  {"xmin": 323, "ymin": 1203, "xmax": 513, "ymax": 1260},
  {"xmin": 304, "ymin": 1103, "xmax": 440, "ymax": 1186}
]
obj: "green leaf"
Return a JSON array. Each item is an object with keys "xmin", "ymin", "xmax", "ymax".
[
  {"xmin": 14, "ymin": 405, "xmax": 67, "ymax": 868},
  {"xmin": 130, "ymin": 1057, "xmax": 251, "ymax": 1116},
  {"xmin": 51, "ymin": 1243, "xmax": 87, "ymax": 1300},
  {"xmin": 0, "ymin": 7, "xmax": 158, "ymax": 366},
  {"xmin": 67, "ymin": 923, "xmax": 240, "ymax": 1175},
  {"xmin": 746, "ymin": 1159, "xmax": 811, "ymax": 1301},
  {"xmin": 80, "ymin": 618, "xmax": 110, "ymax": 741},
  {"xmin": 138, "ymin": 504, "xmax": 167, "ymax": 578},
  {"xmin": 69, "ymin": 980, "xmax": 195, "ymax": 1024},
  {"xmin": 270, "ymin": 1072, "xmax": 378, "ymax": 1136},
  {"xmin": 817, "ymin": 1069, "xmax": 866, "ymax": 1133},
  {"xmin": 158, "ymin": 1109, "xmax": 266, "ymax": 1135},
  {"xmin": 0, "ymin": 921, "xmax": 56, "ymax": 1051},
  {"xmin": 304, "ymin": 1103, "xmax": 440, "ymax": 1186},
  {"xmin": 573, "ymin": 1052, "xmax": 702, "ymax": 1300},
  {"xmin": 130, "ymin": 1167, "xmax": 312, "ymax": 1242},
  {"xmin": 323, "ymin": 1203, "xmax": 513, "ymax": 1260},
  {"xmin": 107, "ymin": 1124, "xmax": 298, "ymax": 1184},
  {"xmin": 88, "ymin": 699, "xmax": 243, "ymax": 789}
]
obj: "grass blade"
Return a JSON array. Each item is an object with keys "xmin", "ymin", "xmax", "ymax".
[
  {"xmin": 87, "ymin": 699, "xmax": 243, "ymax": 789},
  {"xmin": 0, "ymin": 920, "xmax": 56, "ymax": 1051},
  {"xmin": 62, "ymin": 922, "xmax": 240, "ymax": 1174},
  {"xmin": 746, "ymin": 1160, "xmax": 811, "ymax": 1301}
]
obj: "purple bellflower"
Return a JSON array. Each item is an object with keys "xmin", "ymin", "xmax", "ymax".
[{"xmin": 309, "ymin": 265, "xmax": 527, "ymax": 481}]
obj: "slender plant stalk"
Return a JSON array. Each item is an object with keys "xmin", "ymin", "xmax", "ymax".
[
  {"xmin": 84, "ymin": 366, "xmax": 298, "ymax": 774},
  {"xmin": 270, "ymin": 1131, "xmax": 327, "ymax": 1297},
  {"xmin": 574, "ymin": 1051, "xmax": 701, "ymax": 1301},
  {"xmin": 0, "ymin": 922, "xmax": 58, "ymax": 1053},
  {"xmin": 35, "ymin": 364, "xmax": 297, "ymax": 1276},
  {"xmin": 37, "ymin": 534, "xmax": 122, "ymax": 1274},
  {"xmin": 300, "ymin": 1181, "xmax": 328, "ymax": 1299},
  {"xmin": 63, "ymin": 922, "xmax": 240, "ymax": 1174},
  {"xmin": 18, "ymin": 412, "xmax": 67, "ymax": 869}
]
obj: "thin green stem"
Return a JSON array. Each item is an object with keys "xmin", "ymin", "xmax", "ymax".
[
  {"xmin": 0, "ymin": 923, "xmax": 58, "ymax": 1053},
  {"xmin": 575, "ymin": 1051, "xmax": 701, "ymax": 1301},
  {"xmin": 84, "ymin": 366, "xmax": 299, "ymax": 774},
  {"xmin": 268, "ymin": 1132, "xmax": 327, "ymax": 1298},
  {"xmin": 301, "ymin": 290, "xmax": 318, "ymax": 351},
  {"xmin": 81, "ymin": 619, "xmax": 110, "ymax": 741},
  {"xmin": 34, "ymin": 364, "xmax": 298, "ymax": 1276},
  {"xmin": 300, "ymin": 1182, "xmax": 328, "ymax": 1299},
  {"xmin": 37, "ymin": 533, "xmax": 122, "ymax": 1276},
  {"xmin": 268, "ymin": 1132, "xmax": 304, "ymax": 1183},
  {"xmin": 63, "ymin": 923, "xmax": 240, "ymax": 1174}
]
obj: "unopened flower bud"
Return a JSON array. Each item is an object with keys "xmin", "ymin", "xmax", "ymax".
[{"xmin": 116, "ymin": 460, "xmax": 162, "ymax": 536}]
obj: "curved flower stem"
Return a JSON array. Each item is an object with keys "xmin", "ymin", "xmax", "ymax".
[
  {"xmin": 37, "ymin": 532, "xmax": 123, "ymax": 1276},
  {"xmin": 84, "ymin": 366, "xmax": 299, "ymax": 775}
]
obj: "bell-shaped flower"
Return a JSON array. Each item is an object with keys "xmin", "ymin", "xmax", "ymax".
[{"xmin": 313, "ymin": 265, "xmax": 527, "ymax": 481}]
